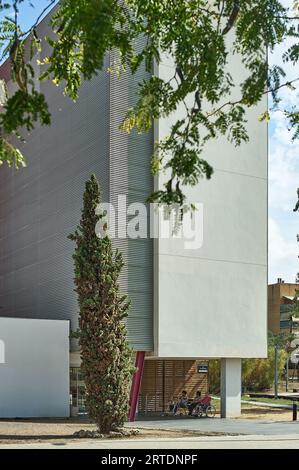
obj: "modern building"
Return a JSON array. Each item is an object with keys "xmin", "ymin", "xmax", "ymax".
[
  {"xmin": 268, "ymin": 279, "xmax": 298, "ymax": 334},
  {"xmin": 0, "ymin": 8, "xmax": 267, "ymax": 418}
]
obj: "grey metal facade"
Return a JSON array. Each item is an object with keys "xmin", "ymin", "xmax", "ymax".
[{"xmin": 0, "ymin": 18, "xmax": 153, "ymax": 351}]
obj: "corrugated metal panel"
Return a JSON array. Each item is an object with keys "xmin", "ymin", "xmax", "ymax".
[
  {"xmin": 109, "ymin": 42, "xmax": 153, "ymax": 351},
  {"xmin": 0, "ymin": 19, "xmax": 153, "ymax": 352},
  {"xmin": 128, "ymin": 37, "xmax": 153, "ymax": 351},
  {"xmin": 109, "ymin": 49, "xmax": 129, "ymax": 299},
  {"xmin": 0, "ymin": 18, "xmax": 110, "ymax": 340}
]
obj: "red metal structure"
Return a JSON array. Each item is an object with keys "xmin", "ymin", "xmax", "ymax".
[{"xmin": 129, "ymin": 351, "xmax": 145, "ymax": 422}]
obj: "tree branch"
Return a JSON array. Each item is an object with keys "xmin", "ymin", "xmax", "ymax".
[
  {"xmin": 222, "ymin": 0, "xmax": 240, "ymax": 35},
  {"xmin": 268, "ymin": 76, "xmax": 299, "ymax": 94},
  {"xmin": 274, "ymin": 16, "xmax": 299, "ymax": 20},
  {"xmin": 217, "ymin": 0, "xmax": 226, "ymax": 34},
  {"xmin": 207, "ymin": 76, "xmax": 299, "ymax": 118}
]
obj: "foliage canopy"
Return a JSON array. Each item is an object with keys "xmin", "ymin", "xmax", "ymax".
[{"xmin": 0, "ymin": 1, "xmax": 298, "ymax": 204}]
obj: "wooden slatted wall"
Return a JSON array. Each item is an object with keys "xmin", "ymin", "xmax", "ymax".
[{"xmin": 138, "ymin": 360, "xmax": 209, "ymax": 413}]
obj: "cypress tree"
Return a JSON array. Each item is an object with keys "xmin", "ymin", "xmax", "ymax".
[{"xmin": 68, "ymin": 174, "xmax": 134, "ymax": 433}]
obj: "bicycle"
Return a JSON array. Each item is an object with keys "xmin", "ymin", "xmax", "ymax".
[{"xmin": 191, "ymin": 394, "xmax": 216, "ymax": 418}]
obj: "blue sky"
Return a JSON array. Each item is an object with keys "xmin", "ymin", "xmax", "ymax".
[
  {"xmin": 1, "ymin": 1, "xmax": 58, "ymax": 28},
  {"xmin": 268, "ymin": 0, "xmax": 299, "ymax": 284},
  {"xmin": 5, "ymin": 0, "xmax": 299, "ymax": 285}
]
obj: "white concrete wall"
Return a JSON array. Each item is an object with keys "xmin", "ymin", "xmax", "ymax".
[
  {"xmin": 154, "ymin": 52, "xmax": 268, "ymax": 359},
  {"xmin": 0, "ymin": 317, "xmax": 69, "ymax": 417},
  {"xmin": 221, "ymin": 358, "xmax": 242, "ymax": 417}
]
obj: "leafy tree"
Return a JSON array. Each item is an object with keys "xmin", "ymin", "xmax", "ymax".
[
  {"xmin": 242, "ymin": 346, "xmax": 286, "ymax": 391},
  {"xmin": 286, "ymin": 293, "xmax": 299, "ymax": 341},
  {"xmin": 68, "ymin": 174, "xmax": 135, "ymax": 433},
  {"xmin": 208, "ymin": 359, "xmax": 221, "ymax": 394},
  {"xmin": 209, "ymin": 333, "xmax": 288, "ymax": 393},
  {"xmin": 0, "ymin": 1, "xmax": 298, "ymax": 205}
]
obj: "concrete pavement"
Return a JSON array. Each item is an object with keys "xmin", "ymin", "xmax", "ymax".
[
  {"xmin": 0, "ymin": 416, "xmax": 299, "ymax": 449},
  {"xmin": 128, "ymin": 416, "xmax": 299, "ymax": 436},
  {"xmin": 0, "ymin": 434, "xmax": 299, "ymax": 449}
]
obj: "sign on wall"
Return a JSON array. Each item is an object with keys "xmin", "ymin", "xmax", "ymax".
[{"xmin": 197, "ymin": 363, "xmax": 208, "ymax": 373}]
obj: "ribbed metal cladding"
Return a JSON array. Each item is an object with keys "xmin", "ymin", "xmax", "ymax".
[
  {"xmin": 0, "ymin": 17, "xmax": 153, "ymax": 352},
  {"xmin": 109, "ymin": 49, "xmax": 129, "ymax": 300},
  {"xmin": 0, "ymin": 18, "xmax": 110, "ymax": 343},
  {"xmin": 109, "ymin": 41, "xmax": 154, "ymax": 352},
  {"xmin": 127, "ymin": 42, "xmax": 154, "ymax": 351}
]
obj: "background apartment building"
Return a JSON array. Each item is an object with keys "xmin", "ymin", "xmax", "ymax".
[{"xmin": 268, "ymin": 279, "xmax": 299, "ymax": 334}]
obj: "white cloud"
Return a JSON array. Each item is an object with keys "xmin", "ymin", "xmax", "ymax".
[
  {"xmin": 269, "ymin": 114, "xmax": 299, "ymax": 212},
  {"xmin": 268, "ymin": 217, "xmax": 298, "ymax": 283},
  {"xmin": 268, "ymin": 0, "xmax": 299, "ymax": 213},
  {"xmin": 267, "ymin": 0, "xmax": 299, "ymax": 284}
]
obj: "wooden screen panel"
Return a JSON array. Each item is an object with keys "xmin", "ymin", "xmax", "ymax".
[{"xmin": 139, "ymin": 360, "xmax": 209, "ymax": 413}]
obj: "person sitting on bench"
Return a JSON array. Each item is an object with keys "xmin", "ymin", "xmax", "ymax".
[
  {"xmin": 168, "ymin": 396, "xmax": 176, "ymax": 414},
  {"xmin": 173, "ymin": 390, "xmax": 189, "ymax": 414},
  {"xmin": 188, "ymin": 390, "xmax": 202, "ymax": 416}
]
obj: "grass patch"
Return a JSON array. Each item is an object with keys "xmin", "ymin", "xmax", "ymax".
[{"xmin": 241, "ymin": 396, "xmax": 295, "ymax": 406}]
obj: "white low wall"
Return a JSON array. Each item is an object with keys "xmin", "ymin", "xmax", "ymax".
[{"xmin": 0, "ymin": 317, "xmax": 69, "ymax": 418}]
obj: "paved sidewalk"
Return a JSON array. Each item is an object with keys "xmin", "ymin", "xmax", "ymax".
[
  {"xmin": 1, "ymin": 434, "xmax": 299, "ymax": 449},
  {"xmin": 127, "ymin": 417, "xmax": 299, "ymax": 436}
]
